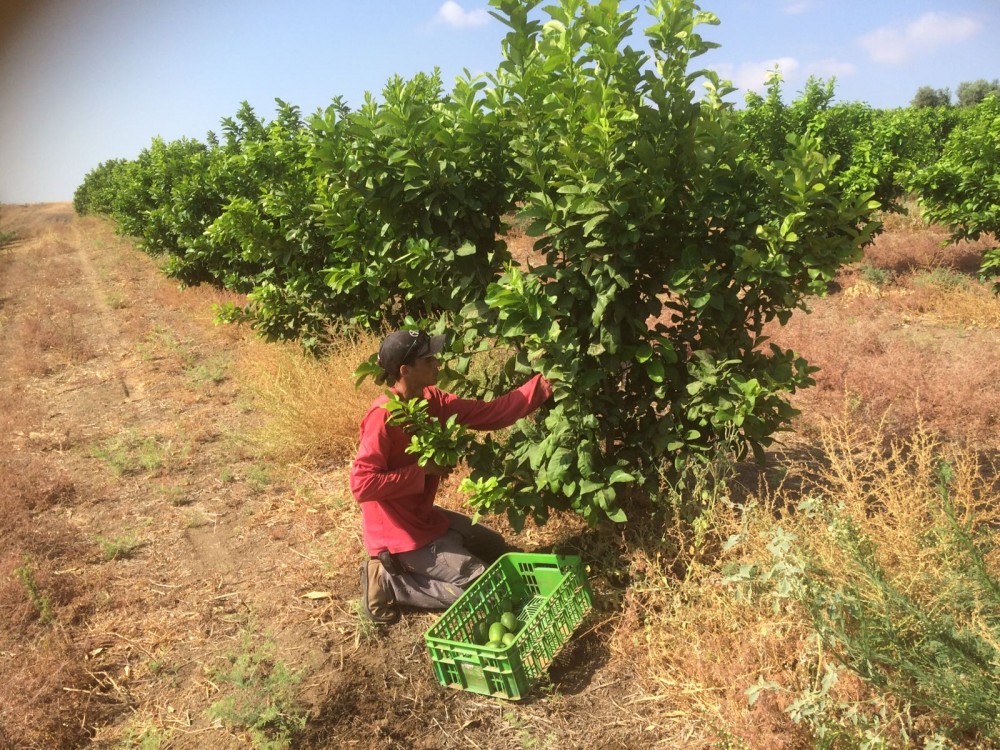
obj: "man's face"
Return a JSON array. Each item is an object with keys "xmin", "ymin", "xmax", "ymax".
[{"xmin": 401, "ymin": 355, "xmax": 440, "ymax": 391}]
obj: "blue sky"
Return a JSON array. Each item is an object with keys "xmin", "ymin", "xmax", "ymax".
[{"xmin": 1, "ymin": 0, "xmax": 997, "ymax": 204}]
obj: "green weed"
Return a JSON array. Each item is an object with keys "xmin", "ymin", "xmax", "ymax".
[
  {"xmin": 912, "ymin": 266, "xmax": 972, "ymax": 291},
  {"xmin": 860, "ymin": 264, "xmax": 893, "ymax": 286},
  {"xmin": 183, "ymin": 510, "xmax": 210, "ymax": 529},
  {"xmin": 117, "ymin": 721, "xmax": 169, "ymax": 750},
  {"xmin": 350, "ymin": 598, "xmax": 390, "ymax": 644},
  {"xmin": 90, "ymin": 431, "xmax": 166, "ymax": 476},
  {"xmin": 205, "ymin": 631, "xmax": 306, "ymax": 750},
  {"xmin": 14, "ymin": 559, "xmax": 54, "ymax": 624},
  {"xmin": 186, "ymin": 358, "xmax": 228, "ymax": 387},
  {"xmin": 96, "ymin": 534, "xmax": 144, "ymax": 561},
  {"xmin": 105, "ymin": 291, "xmax": 129, "ymax": 309},
  {"xmin": 159, "ymin": 483, "xmax": 193, "ymax": 506},
  {"xmin": 245, "ymin": 464, "xmax": 272, "ymax": 490},
  {"xmin": 136, "ymin": 325, "xmax": 183, "ymax": 361}
]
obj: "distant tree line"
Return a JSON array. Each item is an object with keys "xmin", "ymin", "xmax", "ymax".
[{"xmin": 911, "ymin": 78, "xmax": 1000, "ymax": 109}]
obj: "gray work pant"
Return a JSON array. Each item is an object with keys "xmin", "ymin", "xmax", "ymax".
[{"xmin": 383, "ymin": 509, "xmax": 510, "ymax": 610}]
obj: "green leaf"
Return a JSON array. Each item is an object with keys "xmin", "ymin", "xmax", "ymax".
[
  {"xmin": 608, "ymin": 469, "xmax": 635, "ymax": 485},
  {"xmin": 645, "ymin": 359, "xmax": 665, "ymax": 383},
  {"xmin": 604, "ymin": 506, "xmax": 628, "ymax": 523}
]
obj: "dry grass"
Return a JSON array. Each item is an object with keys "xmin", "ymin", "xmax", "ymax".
[
  {"xmin": 589, "ymin": 417, "xmax": 1000, "ymax": 748},
  {"xmin": 0, "ymin": 635, "xmax": 95, "ymax": 750},
  {"xmin": 765, "ymin": 222, "xmax": 1000, "ymax": 447},
  {"xmin": 237, "ymin": 331, "xmax": 383, "ymax": 465},
  {"xmin": 0, "ymin": 445, "xmax": 100, "ymax": 749}
]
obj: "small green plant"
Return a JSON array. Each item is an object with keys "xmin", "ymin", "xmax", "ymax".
[
  {"xmin": 502, "ymin": 710, "xmax": 560, "ymax": 750},
  {"xmin": 205, "ymin": 632, "xmax": 306, "ymax": 750},
  {"xmin": 105, "ymin": 291, "xmax": 129, "ymax": 309},
  {"xmin": 186, "ymin": 358, "xmax": 228, "ymax": 387},
  {"xmin": 0, "ymin": 229, "xmax": 17, "ymax": 248},
  {"xmin": 14, "ymin": 559, "xmax": 54, "ymax": 624},
  {"xmin": 117, "ymin": 722, "xmax": 169, "ymax": 750},
  {"xmin": 136, "ymin": 325, "xmax": 183, "ymax": 361},
  {"xmin": 352, "ymin": 599, "xmax": 383, "ymax": 643},
  {"xmin": 383, "ymin": 396, "xmax": 474, "ymax": 467},
  {"xmin": 90, "ymin": 432, "xmax": 166, "ymax": 476},
  {"xmin": 97, "ymin": 533, "xmax": 144, "ymax": 561},
  {"xmin": 220, "ymin": 467, "xmax": 236, "ymax": 484},
  {"xmin": 160, "ymin": 483, "xmax": 192, "ymax": 506},
  {"xmin": 912, "ymin": 266, "xmax": 971, "ymax": 291},
  {"xmin": 183, "ymin": 510, "xmax": 210, "ymax": 528},
  {"xmin": 246, "ymin": 464, "xmax": 272, "ymax": 490},
  {"xmin": 859, "ymin": 264, "xmax": 893, "ymax": 286},
  {"xmin": 147, "ymin": 658, "xmax": 166, "ymax": 676}
]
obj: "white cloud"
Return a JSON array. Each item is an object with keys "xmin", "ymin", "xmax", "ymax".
[
  {"xmin": 784, "ymin": 1, "xmax": 814, "ymax": 15},
  {"xmin": 858, "ymin": 12, "xmax": 981, "ymax": 65},
  {"xmin": 805, "ymin": 58, "xmax": 857, "ymax": 80},
  {"xmin": 433, "ymin": 1, "xmax": 490, "ymax": 28},
  {"xmin": 713, "ymin": 57, "xmax": 800, "ymax": 94}
]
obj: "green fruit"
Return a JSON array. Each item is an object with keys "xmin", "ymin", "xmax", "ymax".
[
  {"xmin": 500, "ymin": 611, "xmax": 518, "ymax": 632},
  {"xmin": 502, "ymin": 632, "xmax": 516, "ymax": 646},
  {"xmin": 487, "ymin": 639, "xmax": 505, "ymax": 650},
  {"xmin": 499, "ymin": 596, "xmax": 514, "ymax": 614},
  {"xmin": 488, "ymin": 621, "xmax": 507, "ymax": 643},
  {"xmin": 473, "ymin": 620, "xmax": 490, "ymax": 644}
]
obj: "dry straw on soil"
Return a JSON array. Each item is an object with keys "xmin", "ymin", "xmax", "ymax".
[
  {"xmin": 237, "ymin": 331, "xmax": 383, "ymax": 465},
  {"xmin": 592, "ymin": 417, "xmax": 1000, "ymax": 747}
]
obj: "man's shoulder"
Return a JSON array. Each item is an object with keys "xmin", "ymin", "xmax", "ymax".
[
  {"xmin": 361, "ymin": 394, "xmax": 392, "ymax": 422},
  {"xmin": 422, "ymin": 386, "xmax": 459, "ymax": 410}
]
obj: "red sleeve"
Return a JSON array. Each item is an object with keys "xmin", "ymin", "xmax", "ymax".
[
  {"xmin": 433, "ymin": 374, "xmax": 552, "ymax": 431},
  {"xmin": 349, "ymin": 403, "xmax": 425, "ymax": 503}
]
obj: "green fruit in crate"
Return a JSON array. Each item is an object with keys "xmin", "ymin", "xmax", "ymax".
[
  {"xmin": 473, "ymin": 620, "xmax": 490, "ymax": 644},
  {"xmin": 499, "ymin": 596, "xmax": 514, "ymax": 614},
  {"xmin": 488, "ymin": 621, "xmax": 507, "ymax": 643},
  {"xmin": 502, "ymin": 632, "xmax": 516, "ymax": 646},
  {"xmin": 500, "ymin": 611, "xmax": 518, "ymax": 632},
  {"xmin": 487, "ymin": 639, "xmax": 505, "ymax": 650}
]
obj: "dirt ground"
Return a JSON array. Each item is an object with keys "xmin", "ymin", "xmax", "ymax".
[{"xmin": 1, "ymin": 204, "xmax": 999, "ymax": 750}]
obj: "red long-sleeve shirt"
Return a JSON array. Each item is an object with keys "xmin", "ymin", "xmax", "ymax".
[{"xmin": 350, "ymin": 374, "xmax": 552, "ymax": 556}]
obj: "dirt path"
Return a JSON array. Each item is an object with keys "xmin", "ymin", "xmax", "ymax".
[{"xmin": 0, "ymin": 205, "xmax": 350, "ymax": 748}]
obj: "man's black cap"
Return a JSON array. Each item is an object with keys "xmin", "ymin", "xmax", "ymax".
[{"xmin": 375, "ymin": 330, "xmax": 446, "ymax": 385}]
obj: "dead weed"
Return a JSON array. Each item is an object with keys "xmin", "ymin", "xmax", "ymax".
[{"xmin": 237, "ymin": 332, "xmax": 383, "ymax": 465}]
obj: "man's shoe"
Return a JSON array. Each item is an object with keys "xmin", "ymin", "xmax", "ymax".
[{"xmin": 360, "ymin": 559, "xmax": 399, "ymax": 625}]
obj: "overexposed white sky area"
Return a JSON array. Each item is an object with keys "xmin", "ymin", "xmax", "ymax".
[{"xmin": 1, "ymin": 0, "xmax": 997, "ymax": 203}]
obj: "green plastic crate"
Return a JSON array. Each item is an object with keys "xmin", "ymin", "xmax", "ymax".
[{"xmin": 424, "ymin": 552, "xmax": 593, "ymax": 700}]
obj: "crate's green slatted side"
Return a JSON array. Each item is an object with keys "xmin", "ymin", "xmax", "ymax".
[{"xmin": 424, "ymin": 553, "xmax": 593, "ymax": 700}]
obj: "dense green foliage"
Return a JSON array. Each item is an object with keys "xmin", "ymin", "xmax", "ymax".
[
  {"xmin": 74, "ymin": 0, "xmax": 993, "ymax": 528},
  {"xmin": 910, "ymin": 95, "xmax": 1000, "ymax": 291},
  {"xmin": 448, "ymin": 0, "xmax": 880, "ymax": 527},
  {"xmin": 740, "ymin": 75, "xmax": 963, "ymax": 213}
]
